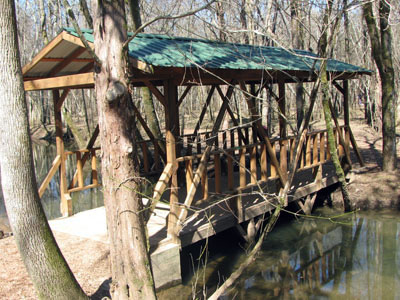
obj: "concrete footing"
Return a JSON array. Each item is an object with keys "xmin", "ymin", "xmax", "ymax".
[{"xmin": 151, "ymin": 242, "xmax": 181, "ymax": 290}]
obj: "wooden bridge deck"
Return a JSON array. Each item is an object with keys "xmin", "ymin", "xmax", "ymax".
[
  {"xmin": 49, "ymin": 161, "xmax": 338, "ymax": 249},
  {"xmin": 153, "ymin": 161, "xmax": 337, "ymax": 248}
]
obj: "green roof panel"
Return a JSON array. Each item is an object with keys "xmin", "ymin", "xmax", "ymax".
[{"xmin": 63, "ymin": 28, "xmax": 371, "ymax": 74}]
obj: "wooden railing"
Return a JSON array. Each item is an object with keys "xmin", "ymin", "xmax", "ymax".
[
  {"xmin": 182, "ymin": 124, "xmax": 256, "ymax": 156},
  {"xmin": 38, "ymin": 123, "xmax": 351, "ymax": 221},
  {"xmin": 177, "ymin": 126, "xmax": 348, "ymax": 197},
  {"xmin": 65, "ymin": 147, "xmax": 101, "ymax": 193},
  {"xmin": 38, "ymin": 137, "xmax": 165, "ymax": 203},
  {"xmin": 159, "ymin": 125, "xmax": 350, "ymax": 236}
]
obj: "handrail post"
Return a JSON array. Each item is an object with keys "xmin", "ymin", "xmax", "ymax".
[
  {"xmin": 164, "ymin": 80, "xmax": 180, "ymax": 243},
  {"xmin": 53, "ymin": 90, "xmax": 72, "ymax": 217}
]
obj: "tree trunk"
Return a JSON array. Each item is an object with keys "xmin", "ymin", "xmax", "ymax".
[
  {"xmin": 92, "ymin": 1, "xmax": 157, "ymax": 299},
  {"xmin": 39, "ymin": 0, "xmax": 49, "ymax": 45},
  {"xmin": 0, "ymin": 1, "xmax": 87, "ymax": 299},
  {"xmin": 290, "ymin": 0, "xmax": 305, "ymax": 130},
  {"xmin": 319, "ymin": 0, "xmax": 351, "ymax": 212},
  {"xmin": 216, "ymin": 1, "xmax": 227, "ymax": 42},
  {"xmin": 363, "ymin": 0, "xmax": 397, "ymax": 171},
  {"xmin": 128, "ymin": 0, "xmax": 164, "ymax": 152},
  {"xmin": 79, "ymin": 0, "xmax": 93, "ymax": 28}
]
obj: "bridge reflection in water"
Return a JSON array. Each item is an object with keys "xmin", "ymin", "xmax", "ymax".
[{"xmin": 161, "ymin": 209, "xmax": 400, "ymax": 299}]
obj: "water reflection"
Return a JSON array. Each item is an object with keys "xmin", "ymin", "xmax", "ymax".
[
  {"xmin": 0, "ymin": 141, "xmax": 103, "ymax": 225},
  {"xmin": 161, "ymin": 208, "xmax": 400, "ymax": 300}
]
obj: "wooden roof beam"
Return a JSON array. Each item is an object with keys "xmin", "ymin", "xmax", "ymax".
[
  {"xmin": 143, "ymin": 80, "xmax": 166, "ymax": 107},
  {"xmin": 22, "ymin": 31, "xmax": 65, "ymax": 75},
  {"xmin": 24, "ymin": 72, "xmax": 94, "ymax": 91},
  {"xmin": 49, "ymin": 47, "xmax": 88, "ymax": 77}
]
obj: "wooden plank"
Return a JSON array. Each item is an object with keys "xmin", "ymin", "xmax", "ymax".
[
  {"xmin": 328, "ymin": 101, "xmax": 351, "ymax": 166},
  {"xmin": 239, "ymin": 81, "xmax": 287, "ymax": 186},
  {"xmin": 240, "ymin": 148, "xmax": 246, "ymax": 187},
  {"xmin": 343, "ymin": 80, "xmax": 350, "ymax": 128},
  {"xmin": 38, "ymin": 155, "xmax": 61, "ymax": 198},
  {"xmin": 41, "ymin": 57, "xmax": 92, "ymax": 63},
  {"xmin": 164, "ymin": 80, "xmax": 179, "ymax": 241},
  {"xmin": 55, "ymin": 89, "xmax": 70, "ymax": 112},
  {"xmin": 22, "ymin": 31, "xmax": 65, "ymax": 75},
  {"xmin": 24, "ymin": 72, "xmax": 94, "ymax": 91},
  {"xmin": 178, "ymin": 83, "xmax": 235, "ymax": 225},
  {"xmin": 326, "ymin": 134, "xmax": 331, "ymax": 160},
  {"xmin": 91, "ymin": 149, "xmax": 98, "ymax": 186},
  {"xmin": 49, "ymin": 47, "xmax": 87, "ymax": 76},
  {"xmin": 280, "ymin": 140, "xmax": 287, "ymax": 173},
  {"xmin": 261, "ymin": 144, "xmax": 267, "ymax": 181},
  {"xmin": 76, "ymin": 151, "xmax": 84, "ymax": 188},
  {"xmin": 214, "ymin": 153, "xmax": 222, "ymax": 194},
  {"xmin": 193, "ymin": 86, "xmax": 216, "ymax": 136},
  {"xmin": 178, "ymin": 85, "xmax": 192, "ymax": 107},
  {"xmin": 271, "ymin": 142, "xmax": 277, "ymax": 177},
  {"xmin": 196, "ymin": 134, "xmax": 202, "ymax": 154},
  {"xmin": 216, "ymin": 85, "xmax": 248, "ymax": 144},
  {"xmin": 313, "ymin": 134, "xmax": 319, "ymax": 165},
  {"xmin": 201, "ymin": 168, "xmax": 208, "ymax": 200},
  {"xmin": 185, "ymin": 159, "xmax": 193, "ymax": 192},
  {"xmin": 227, "ymin": 151, "xmax": 234, "ymax": 190},
  {"xmin": 289, "ymin": 138, "xmax": 295, "ymax": 163},
  {"xmin": 53, "ymin": 90, "xmax": 71, "ymax": 217},
  {"xmin": 250, "ymin": 145, "xmax": 257, "ymax": 184},
  {"xmin": 278, "ymin": 80, "xmax": 287, "ymax": 138},
  {"xmin": 152, "ymin": 163, "xmax": 174, "ymax": 202},
  {"xmin": 67, "ymin": 183, "xmax": 99, "ymax": 193},
  {"xmin": 69, "ymin": 125, "xmax": 99, "ymax": 189},
  {"xmin": 320, "ymin": 132, "xmax": 326, "ymax": 163},
  {"xmin": 60, "ymin": 30, "xmax": 94, "ymax": 49},
  {"xmin": 143, "ymin": 80, "xmax": 166, "ymax": 107},
  {"xmin": 306, "ymin": 135, "xmax": 312, "ymax": 166}
]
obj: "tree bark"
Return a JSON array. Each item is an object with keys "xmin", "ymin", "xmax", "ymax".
[
  {"xmin": 290, "ymin": 0, "xmax": 305, "ymax": 130},
  {"xmin": 128, "ymin": 0, "xmax": 164, "ymax": 152},
  {"xmin": 39, "ymin": 0, "xmax": 49, "ymax": 44},
  {"xmin": 79, "ymin": 0, "xmax": 93, "ymax": 28},
  {"xmin": 0, "ymin": 1, "xmax": 87, "ymax": 299},
  {"xmin": 363, "ymin": 0, "xmax": 397, "ymax": 171},
  {"xmin": 92, "ymin": 1, "xmax": 157, "ymax": 299},
  {"xmin": 319, "ymin": 0, "xmax": 351, "ymax": 212},
  {"xmin": 215, "ymin": 1, "xmax": 227, "ymax": 42}
]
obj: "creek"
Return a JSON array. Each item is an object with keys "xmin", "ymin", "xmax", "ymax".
[
  {"xmin": 0, "ymin": 141, "xmax": 103, "ymax": 230},
  {"xmin": 1, "ymin": 142, "xmax": 399, "ymax": 299},
  {"xmin": 163, "ymin": 207, "xmax": 400, "ymax": 299}
]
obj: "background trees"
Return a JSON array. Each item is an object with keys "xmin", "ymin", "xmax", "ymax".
[{"xmin": 16, "ymin": 1, "xmax": 398, "ymax": 172}]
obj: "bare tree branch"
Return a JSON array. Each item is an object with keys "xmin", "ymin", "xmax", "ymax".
[
  {"xmin": 61, "ymin": 0, "xmax": 101, "ymax": 65},
  {"xmin": 122, "ymin": 0, "xmax": 217, "ymax": 50}
]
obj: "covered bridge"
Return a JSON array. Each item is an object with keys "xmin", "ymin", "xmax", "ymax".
[{"xmin": 23, "ymin": 28, "xmax": 369, "ymax": 288}]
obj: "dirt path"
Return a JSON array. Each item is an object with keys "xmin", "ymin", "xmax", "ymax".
[
  {"xmin": 0, "ymin": 231, "xmax": 110, "ymax": 299},
  {"xmin": 0, "ymin": 121, "xmax": 399, "ymax": 299}
]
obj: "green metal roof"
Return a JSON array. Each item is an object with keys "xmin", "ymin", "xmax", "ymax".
[{"xmin": 63, "ymin": 28, "xmax": 370, "ymax": 74}]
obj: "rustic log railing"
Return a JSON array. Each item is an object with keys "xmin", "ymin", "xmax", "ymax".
[
  {"xmin": 158, "ymin": 125, "xmax": 351, "ymax": 237},
  {"xmin": 38, "ymin": 124, "xmax": 351, "ymax": 222},
  {"xmin": 64, "ymin": 147, "xmax": 101, "ymax": 193},
  {"xmin": 38, "ymin": 138, "xmax": 164, "ymax": 201}
]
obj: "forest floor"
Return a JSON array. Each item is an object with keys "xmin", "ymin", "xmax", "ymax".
[{"xmin": 0, "ymin": 120, "xmax": 399, "ymax": 299}]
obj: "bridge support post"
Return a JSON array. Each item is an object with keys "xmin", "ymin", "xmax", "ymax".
[
  {"xmin": 164, "ymin": 80, "xmax": 180, "ymax": 243},
  {"xmin": 53, "ymin": 89, "xmax": 72, "ymax": 217}
]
